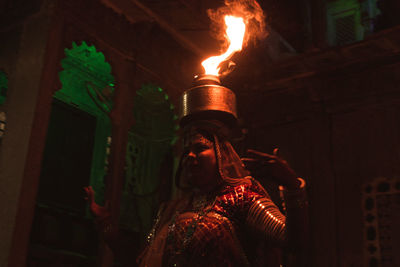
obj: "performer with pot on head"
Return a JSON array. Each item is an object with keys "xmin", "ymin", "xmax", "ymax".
[{"xmin": 85, "ymin": 75, "xmax": 309, "ymax": 267}]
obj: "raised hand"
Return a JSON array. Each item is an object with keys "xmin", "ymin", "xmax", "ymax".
[
  {"xmin": 84, "ymin": 186, "xmax": 118, "ymax": 246},
  {"xmin": 84, "ymin": 186, "xmax": 111, "ymax": 221},
  {"xmin": 241, "ymin": 148, "xmax": 301, "ymax": 190}
]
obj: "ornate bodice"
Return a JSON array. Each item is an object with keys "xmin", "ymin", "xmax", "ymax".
[{"xmin": 161, "ymin": 182, "xmax": 287, "ymax": 267}]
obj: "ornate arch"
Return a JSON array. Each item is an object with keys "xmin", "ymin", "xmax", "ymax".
[
  {"xmin": 121, "ymin": 84, "xmax": 177, "ymax": 232},
  {"xmin": 41, "ymin": 41, "xmax": 116, "ymax": 207}
]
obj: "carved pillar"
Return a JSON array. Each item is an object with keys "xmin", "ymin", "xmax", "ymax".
[
  {"xmin": 98, "ymin": 54, "xmax": 136, "ymax": 267},
  {"xmin": 7, "ymin": 5, "xmax": 65, "ymax": 267}
]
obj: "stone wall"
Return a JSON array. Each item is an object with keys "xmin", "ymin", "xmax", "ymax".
[{"xmin": 230, "ymin": 26, "xmax": 400, "ymax": 266}]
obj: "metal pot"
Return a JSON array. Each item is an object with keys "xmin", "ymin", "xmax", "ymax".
[{"xmin": 179, "ymin": 74, "xmax": 237, "ymax": 127}]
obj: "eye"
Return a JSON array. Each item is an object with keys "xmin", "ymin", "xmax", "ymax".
[
  {"xmin": 182, "ymin": 147, "xmax": 191, "ymax": 156},
  {"xmin": 194, "ymin": 144, "xmax": 211, "ymax": 153}
]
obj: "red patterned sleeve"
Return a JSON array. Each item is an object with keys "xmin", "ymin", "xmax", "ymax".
[{"xmin": 216, "ymin": 182, "xmax": 287, "ymax": 245}]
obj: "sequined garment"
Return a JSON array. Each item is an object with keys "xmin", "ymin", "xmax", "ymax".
[{"xmin": 162, "ymin": 180, "xmax": 287, "ymax": 267}]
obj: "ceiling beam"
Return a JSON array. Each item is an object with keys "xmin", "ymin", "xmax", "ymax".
[{"xmin": 101, "ymin": 0, "xmax": 205, "ymax": 57}]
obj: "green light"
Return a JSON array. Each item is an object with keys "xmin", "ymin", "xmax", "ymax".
[
  {"xmin": 55, "ymin": 41, "xmax": 116, "ymax": 206},
  {"xmin": 121, "ymin": 84, "xmax": 178, "ymax": 232},
  {"xmin": 0, "ymin": 70, "xmax": 8, "ymax": 105},
  {"xmin": 57, "ymin": 41, "xmax": 115, "ymax": 112}
]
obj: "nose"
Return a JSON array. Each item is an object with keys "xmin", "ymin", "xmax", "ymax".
[
  {"xmin": 187, "ymin": 151, "xmax": 196, "ymax": 159},
  {"xmin": 184, "ymin": 151, "xmax": 197, "ymax": 165}
]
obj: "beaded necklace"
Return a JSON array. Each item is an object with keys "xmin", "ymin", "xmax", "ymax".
[{"xmin": 166, "ymin": 194, "xmax": 217, "ymax": 263}]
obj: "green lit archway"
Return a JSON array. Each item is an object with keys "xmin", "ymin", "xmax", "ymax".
[
  {"xmin": 57, "ymin": 41, "xmax": 115, "ymax": 113},
  {"xmin": 121, "ymin": 84, "xmax": 177, "ymax": 233},
  {"xmin": 56, "ymin": 41, "xmax": 115, "ymax": 206},
  {"xmin": 38, "ymin": 41, "xmax": 115, "ymax": 210},
  {"xmin": 30, "ymin": 41, "xmax": 116, "ymax": 265}
]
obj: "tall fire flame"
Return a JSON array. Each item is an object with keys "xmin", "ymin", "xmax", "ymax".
[{"xmin": 201, "ymin": 15, "xmax": 246, "ymax": 76}]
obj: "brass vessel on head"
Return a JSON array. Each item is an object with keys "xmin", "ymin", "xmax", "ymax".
[{"xmin": 179, "ymin": 74, "xmax": 237, "ymax": 128}]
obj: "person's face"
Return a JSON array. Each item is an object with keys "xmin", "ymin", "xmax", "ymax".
[{"xmin": 182, "ymin": 133, "xmax": 219, "ymax": 191}]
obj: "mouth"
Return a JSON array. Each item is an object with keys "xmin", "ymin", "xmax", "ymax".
[
  {"xmin": 185, "ymin": 165, "xmax": 202, "ymax": 178},
  {"xmin": 188, "ymin": 168, "xmax": 200, "ymax": 176}
]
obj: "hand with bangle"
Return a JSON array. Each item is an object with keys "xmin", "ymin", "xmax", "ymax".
[
  {"xmin": 241, "ymin": 148, "xmax": 305, "ymax": 190},
  {"xmin": 83, "ymin": 186, "xmax": 113, "ymax": 234}
]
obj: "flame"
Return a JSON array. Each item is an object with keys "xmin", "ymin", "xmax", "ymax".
[{"xmin": 201, "ymin": 15, "xmax": 246, "ymax": 76}]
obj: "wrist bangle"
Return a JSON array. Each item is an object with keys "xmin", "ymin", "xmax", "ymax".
[
  {"xmin": 296, "ymin": 177, "xmax": 306, "ymax": 189},
  {"xmin": 279, "ymin": 177, "xmax": 306, "ymax": 192}
]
